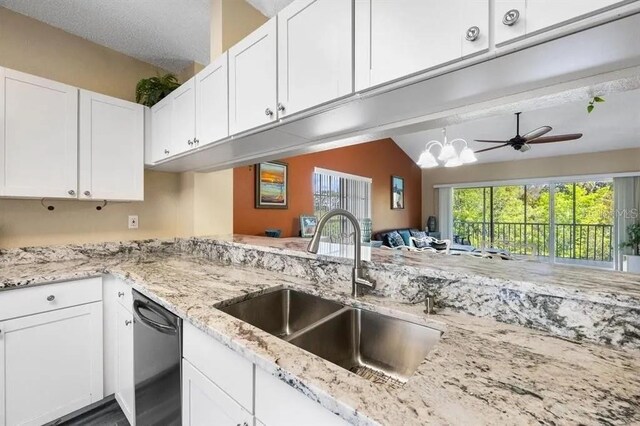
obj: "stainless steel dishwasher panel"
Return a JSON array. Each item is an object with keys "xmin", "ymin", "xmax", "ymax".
[{"xmin": 133, "ymin": 290, "xmax": 182, "ymax": 425}]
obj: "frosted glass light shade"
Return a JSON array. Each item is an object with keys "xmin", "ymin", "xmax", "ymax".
[
  {"xmin": 444, "ymin": 156, "xmax": 463, "ymax": 167},
  {"xmin": 417, "ymin": 151, "xmax": 438, "ymax": 168},
  {"xmin": 438, "ymin": 144, "xmax": 457, "ymax": 161},
  {"xmin": 459, "ymin": 147, "xmax": 477, "ymax": 164}
]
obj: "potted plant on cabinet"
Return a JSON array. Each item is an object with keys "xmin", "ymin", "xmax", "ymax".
[
  {"xmin": 621, "ymin": 222, "xmax": 640, "ymax": 273},
  {"xmin": 135, "ymin": 73, "xmax": 181, "ymax": 107}
]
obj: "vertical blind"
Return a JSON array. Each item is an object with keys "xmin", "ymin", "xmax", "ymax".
[{"xmin": 312, "ymin": 168, "xmax": 372, "ymax": 241}]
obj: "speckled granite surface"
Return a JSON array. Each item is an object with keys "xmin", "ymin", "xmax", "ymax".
[
  {"xmin": 177, "ymin": 235, "xmax": 640, "ymax": 349},
  {"xmin": 0, "ymin": 252, "xmax": 639, "ymax": 425}
]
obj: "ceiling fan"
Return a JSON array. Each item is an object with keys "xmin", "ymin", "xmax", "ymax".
[{"xmin": 474, "ymin": 112, "xmax": 583, "ymax": 154}]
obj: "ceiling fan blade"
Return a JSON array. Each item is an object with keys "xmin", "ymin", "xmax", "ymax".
[
  {"xmin": 528, "ymin": 133, "xmax": 583, "ymax": 143},
  {"xmin": 522, "ymin": 126, "xmax": 552, "ymax": 141},
  {"xmin": 475, "ymin": 143, "xmax": 510, "ymax": 153},
  {"xmin": 474, "ymin": 139, "xmax": 509, "ymax": 143}
]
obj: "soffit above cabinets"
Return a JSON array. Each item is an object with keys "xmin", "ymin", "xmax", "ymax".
[{"xmin": 0, "ymin": 0, "xmax": 210, "ymax": 72}]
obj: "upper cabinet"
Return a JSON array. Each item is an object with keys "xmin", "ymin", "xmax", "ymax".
[
  {"xmin": 355, "ymin": 0, "xmax": 490, "ymax": 90},
  {"xmin": 196, "ymin": 52, "xmax": 229, "ymax": 148},
  {"xmin": 149, "ymin": 94, "xmax": 173, "ymax": 163},
  {"xmin": 170, "ymin": 76, "xmax": 197, "ymax": 156},
  {"xmin": 229, "ymin": 18, "xmax": 278, "ymax": 134},
  {"xmin": 494, "ymin": 0, "xmax": 629, "ymax": 45},
  {"xmin": 0, "ymin": 67, "xmax": 78, "ymax": 198},
  {"xmin": 277, "ymin": 0, "xmax": 353, "ymax": 116},
  {"xmin": 79, "ymin": 90, "xmax": 144, "ymax": 201}
]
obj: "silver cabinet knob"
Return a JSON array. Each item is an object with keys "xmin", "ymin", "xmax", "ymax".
[
  {"xmin": 194, "ymin": 138, "xmax": 199, "ymax": 146},
  {"xmin": 277, "ymin": 103, "xmax": 286, "ymax": 113},
  {"xmin": 502, "ymin": 9, "xmax": 520, "ymax": 26},
  {"xmin": 265, "ymin": 108, "xmax": 274, "ymax": 117},
  {"xmin": 68, "ymin": 190, "xmax": 76, "ymax": 196},
  {"xmin": 46, "ymin": 295, "xmax": 55, "ymax": 302},
  {"xmin": 164, "ymin": 149, "xmax": 170, "ymax": 155},
  {"xmin": 118, "ymin": 291, "xmax": 124, "ymax": 298},
  {"xmin": 465, "ymin": 26, "xmax": 480, "ymax": 41},
  {"xmin": 125, "ymin": 320, "xmax": 132, "ymax": 326},
  {"xmin": 84, "ymin": 190, "xmax": 91, "ymax": 197},
  {"xmin": 188, "ymin": 139, "xmax": 193, "ymax": 146}
]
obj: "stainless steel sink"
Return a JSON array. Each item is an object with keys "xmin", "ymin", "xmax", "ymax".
[
  {"xmin": 219, "ymin": 289, "xmax": 343, "ymax": 338},
  {"xmin": 288, "ymin": 308, "xmax": 441, "ymax": 385},
  {"xmin": 220, "ymin": 289, "xmax": 442, "ymax": 386}
]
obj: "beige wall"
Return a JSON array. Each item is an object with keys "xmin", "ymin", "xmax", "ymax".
[
  {"xmin": 0, "ymin": 7, "xmax": 186, "ymax": 249},
  {"xmin": 422, "ymin": 147, "xmax": 640, "ymax": 222}
]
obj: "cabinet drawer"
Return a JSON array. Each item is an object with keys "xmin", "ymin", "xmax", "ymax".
[
  {"xmin": 0, "ymin": 277, "xmax": 102, "ymax": 321},
  {"xmin": 255, "ymin": 368, "xmax": 349, "ymax": 426},
  {"xmin": 114, "ymin": 278, "xmax": 133, "ymax": 310},
  {"xmin": 183, "ymin": 322, "xmax": 254, "ymax": 412}
]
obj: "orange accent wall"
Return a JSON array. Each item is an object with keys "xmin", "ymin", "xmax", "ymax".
[{"xmin": 233, "ymin": 138, "xmax": 422, "ymax": 237}]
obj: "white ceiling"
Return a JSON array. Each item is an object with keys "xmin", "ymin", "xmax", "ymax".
[
  {"xmin": 245, "ymin": 0, "xmax": 294, "ymax": 17},
  {"xmin": 393, "ymin": 88, "xmax": 640, "ymax": 166},
  {"xmin": 0, "ymin": 0, "xmax": 211, "ymax": 72}
]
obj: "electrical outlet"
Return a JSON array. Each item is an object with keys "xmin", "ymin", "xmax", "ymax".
[{"xmin": 128, "ymin": 215, "xmax": 139, "ymax": 229}]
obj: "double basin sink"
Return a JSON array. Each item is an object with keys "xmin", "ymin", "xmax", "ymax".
[{"xmin": 219, "ymin": 289, "xmax": 442, "ymax": 386}]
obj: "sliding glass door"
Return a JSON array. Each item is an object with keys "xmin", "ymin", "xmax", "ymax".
[{"xmin": 452, "ymin": 179, "xmax": 613, "ymax": 268}]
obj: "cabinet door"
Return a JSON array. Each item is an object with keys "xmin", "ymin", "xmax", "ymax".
[
  {"xmin": 0, "ymin": 303, "xmax": 103, "ymax": 426},
  {"xmin": 171, "ymin": 77, "xmax": 197, "ymax": 155},
  {"xmin": 196, "ymin": 53, "xmax": 229, "ymax": 147},
  {"xmin": 115, "ymin": 304, "xmax": 135, "ymax": 425},
  {"xmin": 277, "ymin": 0, "xmax": 353, "ymax": 116},
  {"xmin": 355, "ymin": 0, "xmax": 489, "ymax": 89},
  {"xmin": 150, "ymin": 95, "xmax": 173, "ymax": 162},
  {"xmin": 229, "ymin": 18, "xmax": 277, "ymax": 134},
  {"xmin": 79, "ymin": 90, "xmax": 144, "ymax": 201},
  {"xmin": 525, "ymin": 0, "xmax": 626, "ymax": 35},
  {"xmin": 182, "ymin": 359, "xmax": 253, "ymax": 426},
  {"xmin": 0, "ymin": 67, "xmax": 78, "ymax": 198}
]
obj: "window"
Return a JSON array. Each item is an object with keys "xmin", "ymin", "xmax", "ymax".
[
  {"xmin": 312, "ymin": 168, "xmax": 372, "ymax": 240},
  {"xmin": 452, "ymin": 179, "xmax": 613, "ymax": 268}
]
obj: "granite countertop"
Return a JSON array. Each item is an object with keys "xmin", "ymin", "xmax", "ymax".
[{"xmin": 1, "ymin": 252, "xmax": 639, "ymax": 425}]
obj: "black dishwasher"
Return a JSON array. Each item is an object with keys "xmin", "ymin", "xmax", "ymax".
[{"xmin": 132, "ymin": 290, "xmax": 182, "ymax": 425}]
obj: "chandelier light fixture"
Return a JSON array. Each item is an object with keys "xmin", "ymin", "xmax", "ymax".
[{"xmin": 417, "ymin": 128, "xmax": 477, "ymax": 168}]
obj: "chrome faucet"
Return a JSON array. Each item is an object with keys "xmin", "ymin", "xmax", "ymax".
[{"xmin": 307, "ymin": 209, "xmax": 374, "ymax": 298}]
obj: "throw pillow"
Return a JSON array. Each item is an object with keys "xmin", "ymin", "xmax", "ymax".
[
  {"xmin": 398, "ymin": 230, "xmax": 412, "ymax": 246},
  {"xmin": 410, "ymin": 230, "xmax": 429, "ymax": 248},
  {"xmin": 385, "ymin": 231, "xmax": 405, "ymax": 248}
]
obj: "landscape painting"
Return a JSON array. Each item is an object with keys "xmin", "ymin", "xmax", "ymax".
[
  {"xmin": 391, "ymin": 175, "xmax": 405, "ymax": 209},
  {"xmin": 255, "ymin": 161, "xmax": 288, "ymax": 209}
]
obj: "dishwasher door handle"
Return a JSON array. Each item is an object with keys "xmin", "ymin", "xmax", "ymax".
[{"xmin": 133, "ymin": 300, "xmax": 178, "ymax": 335}]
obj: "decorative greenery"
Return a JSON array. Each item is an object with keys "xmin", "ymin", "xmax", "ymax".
[
  {"xmin": 135, "ymin": 73, "xmax": 181, "ymax": 107},
  {"xmin": 587, "ymin": 96, "xmax": 605, "ymax": 114},
  {"xmin": 620, "ymin": 223, "xmax": 640, "ymax": 256}
]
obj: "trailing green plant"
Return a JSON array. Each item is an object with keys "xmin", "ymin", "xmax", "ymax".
[
  {"xmin": 620, "ymin": 222, "xmax": 640, "ymax": 256},
  {"xmin": 135, "ymin": 73, "xmax": 181, "ymax": 107},
  {"xmin": 587, "ymin": 96, "xmax": 605, "ymax": 113}
]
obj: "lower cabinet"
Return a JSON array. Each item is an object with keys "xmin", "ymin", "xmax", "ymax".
[
  {"xmin": 0, "ymin": 302, "xmax": 103, "ymax": 426},
  {"xmin": 115, "ymin": 302, "xmax": 135, "ymax": 425},
  {"xmin": 182, "ymin": 359, "xmax": 253, "ymax": 426}
]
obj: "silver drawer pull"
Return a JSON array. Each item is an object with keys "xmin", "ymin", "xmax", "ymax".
[
  {"xmin": 125, "ymin": 320, "xmax": 132, "ymax": 326},
  {"xmin": 118, "ymin": 291, "xmax": 125, "ymax": 297},
  {"xmin": 46, "ymin": 295, "xmax": 55, "ymax": 302}
]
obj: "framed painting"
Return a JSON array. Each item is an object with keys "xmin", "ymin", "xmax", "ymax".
[
  {"xmin": 299, "ymin": 215, "xmax": 318, "ymax": 238},
  {"xmin": 391, "ymin": 175, "xmax": 405, "ymax": 210},
  {"xmin": 255, "ymin": 161, "xmax": 288, "ymax": 209}
]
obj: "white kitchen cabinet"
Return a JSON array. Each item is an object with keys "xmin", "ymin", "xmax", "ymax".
[
  {"xmin": 277, "ymin": 0, "xmax": 353, "ymax": 116},
  {"xmin": 115, "ymin": 303, "xmax": 136, "ymax": 425},
  {"xmin": 494, "ymin": 0, "xmax": 628, "ymax": 45},
  {"xmin": 170, "ymin": 77, "xmax": 197, "ymax": 156},
  {"xmin": 182, "ymin": 359, "xmax": 254, "ymax": 426},
  {"xmin": 229, "ymin": 17, "xmax": 278, "ymax": 134},
  {"xmin": 196, "ymin": 52, "xmax": 229, "ymax": 147},
  {"xmin": 255, "ymin": 368, "xmax": 349, "ymax": 426},
  {"xmin": 79, "ymin": 90, "xmax": 144, "ymax": 201},
  {"xmin": 150, "ymin": 94, "xmax": 174, "ymax": 162},
  {"xmin": 355, "ymin": 0, "xmax": 490, "ymax": 90},
  {"xmin": 0, "ymin": 302, "xmax": 103, "ymax": 426},
  {"xmin": 0, "ymin": 67, "xmax": 78, "ymax": 198}
]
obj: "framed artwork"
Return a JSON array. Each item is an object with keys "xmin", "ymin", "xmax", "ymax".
[
  {"xmin": 299, "ymin": 215, "xmax": 318, "ymax": 238},
  {"xmin": 391, "ymin": 175, "xmax": 405, "ymax": 210},
  {"xmin": 255, "ymin": 161, "xmax": 288, "ymax": 209}
]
